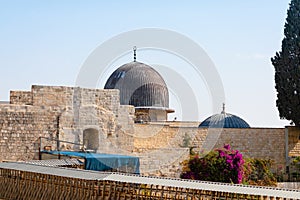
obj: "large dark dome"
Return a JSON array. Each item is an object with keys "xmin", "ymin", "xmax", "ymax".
[
  {"xmin": 199, "ymin": 107, "xmax": 250, "ymax": 128},
  {"xmin": 104, "ymin": 61, "xmax": 169, "ymax": 108}
]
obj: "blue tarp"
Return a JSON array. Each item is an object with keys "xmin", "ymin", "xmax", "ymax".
[{"xmin": 42, "ymin": 151, "xmax": 140, "ymax": 174}]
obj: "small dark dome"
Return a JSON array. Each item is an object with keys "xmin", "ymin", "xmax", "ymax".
[
  {"xmin": 104, "ymin": 61, "xmax": 169, "ymax": 108},
  {"xmin": 199, "ymin": 106, "xmax": 250, "ymax": 128}
]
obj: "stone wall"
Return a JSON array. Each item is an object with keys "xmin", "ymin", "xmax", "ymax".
[
  {"xmin": 134, "ymin": 124, "xmax": 207, "ymax": 149},
  {"xmin": 134, "ymin": 125, "xmax": 286, "ymax": 165},
  {"xmin": 213, "ymin": 128, "xmax": 286, "ymax": 166},
  {"xmin": 287, "ymin": 126, "xmax": 300, "ymax": 156},
  {"xmin": 133, "ymin": 124, "xmax": 287, "ymax": 176},
  {"xmin": 0, "ymin": 105, "xmax": 59, "ymax": 161},
  {"xmin": 1, "ymin": 85, "xmax": 136, "ymax": 161},
  {"xmin": 1, "ymin": 85, "xmax": 300, "ymax": 178},
  {"xmin": 10, "ymin": 91, "xmax": 32, "ymax": 105},
  {"xmin": 32, "ymin": 85, "xmax": 71, "ymax": 107}
]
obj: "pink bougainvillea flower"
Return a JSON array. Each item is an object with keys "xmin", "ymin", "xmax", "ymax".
[{"xmin": 224, "ymin": 144, "xmax": 231, "ymax": 150}]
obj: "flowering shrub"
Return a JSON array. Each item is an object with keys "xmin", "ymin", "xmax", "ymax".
[
  {"xmin": 180, "ymin": 144, "xmax": 244, "ymax": 184},
  {"xmin": 243, "ymin": 158, "xmax": 277, "ymax": 186},
  {"xmin": 180, "ymin": 144, "xmax": 277, "ymax": 186}
]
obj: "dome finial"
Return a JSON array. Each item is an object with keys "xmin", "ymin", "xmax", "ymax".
[
  {"xmin": 221, "ymin": 103, "xmax": 225, "ymax": 114},
  {"xmin": 133, "ymin": 46, "xmax": 137, "ymax": 62}
]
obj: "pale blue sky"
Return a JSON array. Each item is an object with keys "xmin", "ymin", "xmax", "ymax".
[{"xmin": 0, "ymin": 1, "xmax": 291, "ymax": 127}]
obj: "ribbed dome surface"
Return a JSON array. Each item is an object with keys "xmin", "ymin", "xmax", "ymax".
[
  {"xmin": 199, "ymin": 112, "xmax": 250, "ymax": 128},
  {"xmin": 104, "ymin": 61, "xmax": 169, "ymax": 108}
]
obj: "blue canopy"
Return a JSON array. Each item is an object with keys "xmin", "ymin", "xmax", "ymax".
[{"xmin": 42, "ymin": 151, "xmax": 140, "ymax": 174}]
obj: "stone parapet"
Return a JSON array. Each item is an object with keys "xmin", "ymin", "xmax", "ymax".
[{"xmin": 10, "ymin": 91, "xmax": 32, "ymax": 105}]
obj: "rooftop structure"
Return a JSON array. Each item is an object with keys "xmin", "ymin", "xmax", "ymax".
[
  {"xmin": 199, "ymin": 104, "xmax": 250, "ymax": 128},
  {"xmin": 104, "ymin": 47, "xmax": 174, "ymax": 122},
  {"xmin": 1, "ymin": 162, "xmax": 299, "ymax": 199}
]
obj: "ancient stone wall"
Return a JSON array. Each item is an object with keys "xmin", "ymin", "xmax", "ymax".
[
  {"xmin": 32, "ymin": 85, "xmax": 71, "ymax": 107},
  {"xmin": 133, "ymin": 124, "xmax": 287, "ymax": 176},
  {"xmin": 10, "ymin": 91, "xmax": 32, "ymax": 105},
  {"xmin": 2, "ymin": 85, "xmax": 300, "ymax": 178},
  {"xmin": 0, "ymin": 105, "xmax": 59, "ymax": 161},
  {"xmin": 213, "ymin": 128, "xmax": 286, "ymax": 166},
  {"xmin": 1, "ymin": 85, "xmax": 136, "ymax": 161},
  {"xmin": 116, "ymin": 105, "xmax": 135, "ymax": 134},
  {"xmin": 133, "ymin": 124, "xmax": 203, "ymax": 177},
  {"xmin": 134, "ymin": 124, "xmax": 207, "ymax": 149},
  {"xmin": 287, "ymin": 126, "xmax": 300, "ymax": 156}
]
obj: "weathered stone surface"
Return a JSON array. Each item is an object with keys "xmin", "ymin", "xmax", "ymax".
[
  {"xmin": 0, "ymin": 85, "xmax": 300, "ymax": 178},
  {"xmin": 133, "ymin": 124, "xmax": 287, "ymax": 177},
  {"xmin": 0, "ymin": 85, "xmax": 135, "ymax": 161},
  {"xmin": 10, "ymin": 91, "xmax": 32, "ymax": 105},
  {"xmin": 0, "ymin": 105, "xmax": 59, "ymax": 161},
  {"xmin": 287, "ymin": 126, "xmax": 300, "ymax": 156}
]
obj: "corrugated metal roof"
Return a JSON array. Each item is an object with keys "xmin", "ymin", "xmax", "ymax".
[
  {"xmin": 105, "ymin": 174, "xmax": 300, "ymax": 199},
  {"xmin": 0, "ymin": 162, "xmax": 110, "ymax": 180},
  {"xmin": 0, "ymin": 162, "xmax": 299, "ymax": 199}
]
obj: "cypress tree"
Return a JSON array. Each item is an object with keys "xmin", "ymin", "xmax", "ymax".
[{"xmin": 271, "ymin": 0, "xmax": 300, "ymax": 126}]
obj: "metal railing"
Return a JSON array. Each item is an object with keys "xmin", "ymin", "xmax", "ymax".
[{"xmin": 38, "ymin": 136, "xmax": 85, "ymax": 160}]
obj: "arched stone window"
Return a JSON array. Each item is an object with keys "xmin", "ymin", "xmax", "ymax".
[{"xmin": 83, "ymin": 128, "xmax": 99, "ymax": 151}]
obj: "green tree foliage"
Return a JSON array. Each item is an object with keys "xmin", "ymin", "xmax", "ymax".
[
  {"xmin": 271, "ymin": 0, "xmax": 300, "ymax": 126},
  {"xmin": 290, "ymin": 156, "xmax": 300, "ymax": 179},
  {"xmin": 243, "ymin": 159, "xmax": 277, "ymax": 186}
]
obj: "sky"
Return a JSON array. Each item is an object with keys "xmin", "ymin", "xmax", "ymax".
[{"xmin": 0, "ymin": 0, "xmax": 292, "ymax": 127}]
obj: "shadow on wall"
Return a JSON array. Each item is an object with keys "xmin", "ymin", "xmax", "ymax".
[{"xmin": 83, "ymin": 128, "xmax": 99, "ymax": 151}]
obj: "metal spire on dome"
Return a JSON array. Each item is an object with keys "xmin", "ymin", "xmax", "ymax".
[
  {"xmin": 133, "ymin": 46, "xmax": 137, "ymax": 62},
  {"xmin": 221, "ymin": 103, "xmax": 226, "ymax": 114}
]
